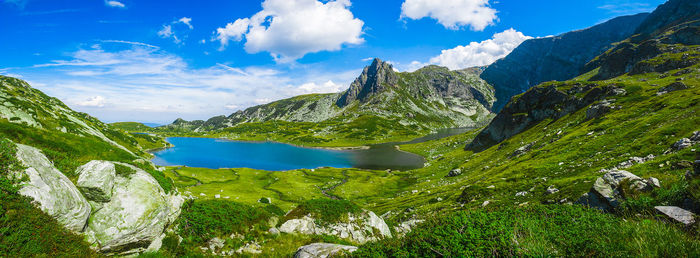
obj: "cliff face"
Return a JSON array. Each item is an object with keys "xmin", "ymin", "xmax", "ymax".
[
  {"xmin": 480, "ymin": 13, "xmax": 649, "ymax": 111},
  {"xmin": 634, "ymin": 0, "xmax": 700, "ymax": 36},
  {"xmin": 337, "ymin": 58, "xmax": 399, "ymax": 107}
]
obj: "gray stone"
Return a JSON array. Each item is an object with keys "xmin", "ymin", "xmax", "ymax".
[
  {"xmin": 672, "ymin": 138, "xmax": 693, "ymax": 150},
  {"xmin": 580, "ymin": 169, "xmax": 652, "ymax": 210},
  {"xmin": 15, "ymin": 144, "xmax": 91, "ymax": 232},
  {"xmin": 294, "ymin": 243, "xmax": 358, "ymax": 258},
  {"xmin": 655, "ymin": 206, "xmax": 696, "ymax": 226},
  {"xmin": 647, "ymin": 177, "xmax": 661, "ymax": 188},
  {"xmin": 268, "ymin": 227, "xmax": 280, "ymax": 235},
  {"xmin": 76, "ymin": 160, "xmax": 116, "ymax": 202},
  {"xmin": 279, "ymin": 210, "xmax": 391, "ymax": 244},
  {"xmin": 586, "ymin": 99, "xmax": 615, "ymax": 120},
  {"xmin": 84, "ymin": 162, "xmax": 180, "ymax": 254},
  {"xmin": 657, "ymin": 82, "xmax": 689, "ymax": 95},
  {"xmin": 446, "ymin": 168, "xmax": 462, "ymax": 177},
  {"xmin": 546, "ymin": 185, "xmax": 560, "ymax": 194},
  {"xmin": 516, "ymin": 191, "xmax": 528, "ymax": 197},
  {"xmin": 208, "ymin": 237, "xmax": 225, "ymax": 251}
]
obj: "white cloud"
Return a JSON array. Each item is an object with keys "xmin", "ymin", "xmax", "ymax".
[
  {"xmin": 159, "ymin": 17, "xmax": 194, "ymax": 44},
  {"xmin": 105, "ymin": 0, "xmax": 125, "ymax": 8},
  {"xmin": 18, "ymin": 41, "xmax": 358, "ymax": 123},
  {"xmin": 400, "ymin": 0, "xmax": 497, "ymax": 30},
  {"xmin": 429, "ymin": 28, "xmax": 531, "ymax": 70},
  {"xmin": 215, "ymin": 0, "xmax": 364, "ymax": 62},
  {"xmin": 77, "ymin": 96, "xmax": 106, "ymax": 107},
  {"xmin": 178, "ymin": 17, "xmax": 193, "ymax": 29},
  {"xmin": 598, "ymin": 1, "xmax": 656, "ymax": 15}
]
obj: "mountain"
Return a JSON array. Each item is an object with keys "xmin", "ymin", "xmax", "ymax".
[
  {"xmin": 162, "ymin": 59, "xmax": 496, "ymax": 145},
  {"xmin": 480, "ymin": 13, "xmax": 650, "ymax": 111},
  {"xmin": 468, "ymin": 0, "xmax": 700, "ymax": 152}
]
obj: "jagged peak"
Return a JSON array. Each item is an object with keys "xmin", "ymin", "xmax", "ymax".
[{"xmin": 336, "ymin": 58, "xmax": 399, "ymax": 107}]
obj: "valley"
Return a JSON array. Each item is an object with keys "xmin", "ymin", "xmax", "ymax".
[{"xmin": 1, "ymin": 0, "xmax": 700, "ymax": 257}]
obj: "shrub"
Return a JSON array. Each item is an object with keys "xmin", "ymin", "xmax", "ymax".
[
  {"xmin": 176, "ymin": 200, "xmax": 276, "ymax": 244},
  {"xmin": 286, "ymin": 198, "xmax": 361, "ymax": 224}
]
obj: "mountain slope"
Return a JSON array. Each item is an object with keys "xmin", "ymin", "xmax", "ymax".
[
  {"xmin": 161, "ymin": 59, "xmax": 496, "ymax": 146},
  {"xmin": 480, "ymin": 13, "xmax": 649, "ymax": 111}
]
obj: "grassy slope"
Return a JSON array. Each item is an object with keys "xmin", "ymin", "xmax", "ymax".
[{"xmin": 152, "ymin": 53, "xmax": 700, "ymax": 256}]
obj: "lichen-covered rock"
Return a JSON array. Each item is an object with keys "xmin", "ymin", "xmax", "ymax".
[
  {"xmin": 15, "ymin": 144, "xmax": 90, "ymax": 232},
  {"xmin": 586, "ymin": 99, "xmax": 616, "ymax": 120},
  {"xmin": 446, "ymin": 168, "xmax": 462, "ymax": 177},
  {"xmin": 655, "ymin": 206, "xmax": 696, "ymax": 226},
  {"xmin": 577, "ymin": 169, "xmax": 658, "ymax": 211},
  {"xmin": 294, "ymin": 243, "xmax": 358, "ymax": 258},
  {"xmin": 76, "ymin": 160, "xmax": 116, "ymax": 202},
  {"xmin": 280, "ymin": 210, "xmax": 392, "ymax": 244},
  {"xmin": 83, "ymin": 162, "xmax": 177, "ymax": 254},
  {"xmin": 657, "ymin": 81, "xmax": 689, "ymax": 95}
]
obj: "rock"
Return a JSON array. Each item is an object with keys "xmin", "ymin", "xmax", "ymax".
[
  {"xmin": 655, "ymin": 206, "xmax": 696, "ymax": 226},
  {"xmin": 516, "ymin": 191, "xmax": 528, "ymax": 197},
  {"xmin": 268, "ymin": 227, "xmax": 280, "ymax": 235},
  {"xmin": 616, "ymin": 154, "xmax": 655, "ymax": 169},
  {"xmin": 511, "ymin": 143, "xmax": 534, "ymax": 158},
  {"xmin": 546, "ymin": 186, "xmax": 560, "ymax": 194},
  {"xmin": 393, "ymin": 219, "xmax": 424, "ymax": 238},
  {"xmin": 578, "ymin": 169, "xmax": 653, "ymax": 211},
  {"xmin": 237, "ymin": 242, "xmax": 262, "ymax": 254},
  {"xmin": 446, "ymin": 168, "xmax": 462, "ymax": 177},
  {"xmin": 586, "ymin": 99, "xmax": 616, "ymax": 120},
  {"xmin": 647, "ymin": 177, "xmax": 661, "ymax": 188},
  {"xmin": 482, "ymin": 200, "xmax": 490, "ymax": 207},
  {"xmin": 279, "ymin": 210, "xmax": 391, "ymax": 244},
  {"xmin": 294, "ymin": 243, "xmax": 358, "ymax": 258},
  {"xmin": 14, "ymin": 144, "xmax": 91, "ymax": 232},
  {"xmin": 672, "ymin": 138, "xmax": 692, "ymax": 150},
  {"xmin": 208, "ymin": 237, "xmax": 225, "ymax": 251},
  {"xmin": 76, "ymin": 161, "xmax": 116, "ymax": 202},
  {"xmin": 657, "ymin": 81, "xmax": 689, "ymax": 95},
  {"xmin": 84, "ymin": 162, "xmax": 179, "ymax": 254}
]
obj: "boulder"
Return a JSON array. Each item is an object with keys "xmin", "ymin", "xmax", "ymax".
[
  {"xmin": 657, "ymin": 81, "xmax": 689, "ymax": 95},
  {"xmin": 15, "ymin": 144, "xmax": 91, "ymax": 232},
  {"xmin": 672, "ymin": 138, "xmax": 693, "ymax": 150},
  {"xmin": 546, "ymin": 186, "xmax": 560, "ymax": 194},
  {"xmin": 578, "ymin": 169, "xmax": 656, "ymax": 211},
  {"xmin": 393, "ymin": 219, "xmax": 424, "ymax": 238},
  {"xmin": 280, "ymin": 210, "xmax": 391, "ymax": 244},
  {"xmin": 294, "ymin": 243, "xmax": 358, "ymax": 258},
  {"xmin": 76, "ymin": 160, "xmax": 116, "ymax": 202},
  {"xmin": 446, "ymin": 168, "xmax": 462, "ymax": 177},
  {"xmin": 83, "ymin": 162, "xmax": 178, "ymax": 254},
  {"xmin": 655, "ymin": 206, "xmax": 696, "ymax": 226},
  {"xmin": 586, "ymin": 99, "xmax": 616, "ymax": 120}
]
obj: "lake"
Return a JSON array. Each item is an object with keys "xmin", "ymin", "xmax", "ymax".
[{"xmin": 151, "ymin": 128, "xmax": 473, "ymax": 171}]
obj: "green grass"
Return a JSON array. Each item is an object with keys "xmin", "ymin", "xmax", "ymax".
[
  {"xmin": 286, "ymin": 198, "xmax": 361, "ymax": 224},
  {"xmin": 354, "ymin": 205, "xmax": 700, "ymax": 257}
]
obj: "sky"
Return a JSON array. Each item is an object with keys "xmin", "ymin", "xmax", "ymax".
[{"xmin": 0, "ymin": 0, "xmax": 666, "ymax": 124}]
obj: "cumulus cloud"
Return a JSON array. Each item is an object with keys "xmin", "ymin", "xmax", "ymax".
[
  {"xmin": 77, "ymin": 96, "xmax": 106, "ymax": 107},
  {"xmin": 215, "ymin": 0, "xmax": 364, "ymax": 62},
  {"xmin": 429, "ymin": 28, "xmax": 531, "ymax": 70},
  {"xmin": 20, "ymin": 41, "xmax": 358, "ymax": 123},
  {"xmin": 105, "ymin": 0, "xmax": 125, "ymax": 8},
  {"xmin": 158, "ymin": 17, "xmax": 194, "ymax": 44},
  {"xmin": 400, "ymin": 0, "xmax": 497, "ymax": 30}
]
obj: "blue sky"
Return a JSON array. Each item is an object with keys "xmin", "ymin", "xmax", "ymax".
[{"xmin": 0, "ymin": 0, "xmax": 665, "ymax": 124}]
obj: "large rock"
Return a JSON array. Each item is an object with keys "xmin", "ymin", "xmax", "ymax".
[
  {"xmin": 15, "ymin": 144, "xmax": 91, "ymax": 232},
  {"xmin": 280, "ymin": 210, "xmax": 392, "ymax": 244},
  {"xmin": 76, "ymin": 160, "xmax": 116, "ymax": 202},
  {"xmin": 294, "ymin": 243, "xmax": 358, "ymax": 258},
  {"xmin": 586, "ymin": 99, "xmax": 616, "ymax": 120},
  {"xmin": 578, "ymin": 169, "xmax": 658, "ymax": 211},
  {"xmin": 82, "ymin": 162, "xmax": 179, "ymax": 254},
  {"xmin": 655, "ymin": 206, "xmax": 696, "ymax": 226}
]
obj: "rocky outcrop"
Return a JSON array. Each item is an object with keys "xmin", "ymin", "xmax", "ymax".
[
  {"xmin": 658, "ymin": 81, "xmax": 689, "ymax": 95},
  {"xmin": 280, "ymin": 210, "xmax": 392, "ymax": 244},
  {"xmin": 337, "ymin": 58, "xmax": 399, "ymax": 107},
  {"xmin": 466, "ymin": 83, "xmax": 623, "ymax": 152},
  {"xmin": 586, "ymin": 99, "xmax": 618, "ymax": 120},
  {"xmin": 480, "ymin": 13, "xmax": 649, "ymax": 111},
  {"xmin": 79, "ymin": 161, "xmax": 182, "ymax": 254},
  {"xmin": 14, "ymin": 144, "xmax": 91, "ymax": 232},
  {"xmin": 577, "ymin": 169, "xmax": 660, "ymax": 211},
  {"xmin": 634, "ymin": 0, "xmax": 700, "ymax": 36},
  {"xmin": 294, "ymin": 243, "xmax": 358, "ymax": 258}
]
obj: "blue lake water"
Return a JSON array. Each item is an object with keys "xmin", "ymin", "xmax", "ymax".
[{"xmin": 151, "ymin": 128, "xmax": 473, "ymax": 171}]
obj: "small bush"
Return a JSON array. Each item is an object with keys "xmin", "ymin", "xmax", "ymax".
[
  {"xmin": 176, "ymin": 200, "xmax": 276, "ymax": 244},
  {"xmin": 114, "ymin": 163, "xmax": 136, "ymax": 178}
]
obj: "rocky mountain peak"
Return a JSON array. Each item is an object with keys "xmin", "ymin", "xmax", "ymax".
[
  {"xmin": 634, "ymin": 0, "xmax": 700, "ymax": 36},
  {"xmin": 336, "ymin": 58, "xmax": 399, "ymax": 107}
]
